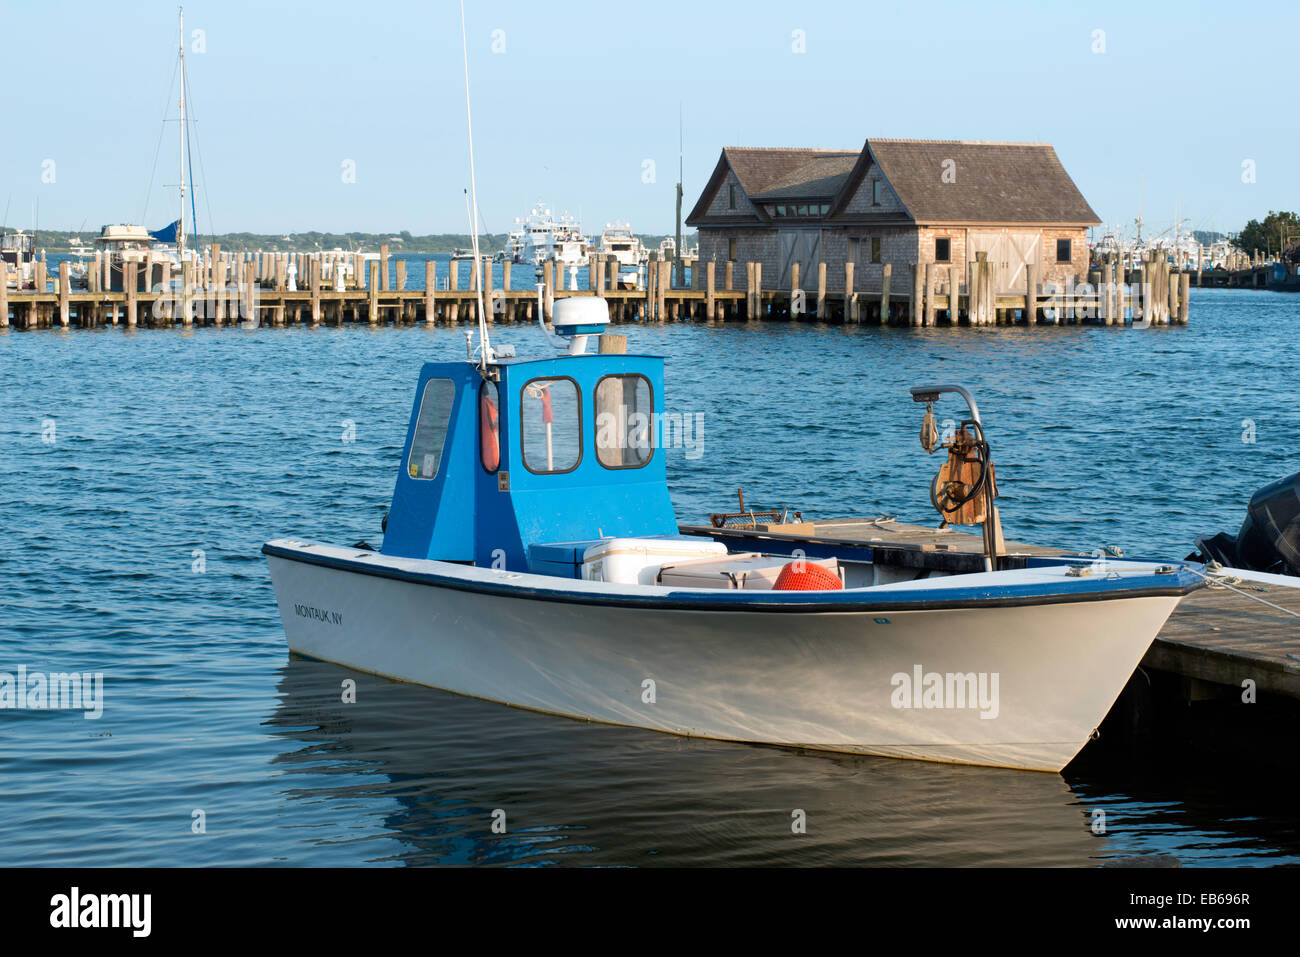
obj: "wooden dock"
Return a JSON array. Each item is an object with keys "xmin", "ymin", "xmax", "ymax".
[
  {"xmin": 682, "ymin": 516, "xmax": 1300, "ymax": 706},
  {"xmin": 2, "ymin": 244, "xmax": 1194, "ymax": 330}
]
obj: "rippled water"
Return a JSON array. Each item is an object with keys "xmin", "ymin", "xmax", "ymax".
[{"xmin": 2, "ymin": 287, "xmax": 1297, "ymax": 866}]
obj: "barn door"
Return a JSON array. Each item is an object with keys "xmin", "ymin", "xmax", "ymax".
[
  {"xmin": 970, "ymin": 229, "xmax": 1039, "ymax": 292},
  {"xmin": 777, "ymin": 229, "xmax": 822, "ymax": 287}
]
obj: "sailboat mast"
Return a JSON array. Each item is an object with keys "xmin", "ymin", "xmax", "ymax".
[{"xmin": 177, "ymin": 6, "xmax": 186, "ymax": 265}]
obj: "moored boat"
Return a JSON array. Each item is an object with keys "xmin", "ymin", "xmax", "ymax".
[{"xmin": 264, "ymin": 299, "xmax": 1205, "ymax": 773}]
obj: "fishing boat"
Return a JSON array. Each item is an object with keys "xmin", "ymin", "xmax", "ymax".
[
  {"xmin": 264, "ymin": 297, "xmax": 1208, "ymax": 772},
  {"xmin": 264, "ymin": 3, "xmax": 1205, "ymax": 774}
]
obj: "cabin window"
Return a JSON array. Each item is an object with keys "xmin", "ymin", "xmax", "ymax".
[
  {"xmin": 407, "ymin": 378, "xmax": 456, "ymax": 480},
  {"xmin": 935, "ymin": 237, "xmax": 951, "ymax": 262},
  {"xmin": 595, "ymin": 375, "xmax": 654, "ymax": 470},
  {"xmin": 727, "ymin": 238, "xmax": 737, "ymax": 261},
  {"xmin": 1056, "ymin": 238, "xmax": 1072, "ymax": 263},
  {"xmin": 870, "ymin": 237, "xmax": 882, "ymax": 264},
  {"xmin": 872, "ymin": 180, "xmax": 883, "ymax": 206},
  {"xmin": 521, "ymin": 376, "xmax": 581, "ymax": 474},
  {"xmin": 728, "ymin": 184, "xmax": 737, "ymax": 209},
  {"xmin": 480, "ymin": 379, "xmax": 500, "ymax": 473}
]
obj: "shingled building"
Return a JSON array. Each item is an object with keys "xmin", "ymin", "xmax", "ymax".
[{"xmin": 686, "ymin": 139, "xmax": 1099, "ymax": 294}]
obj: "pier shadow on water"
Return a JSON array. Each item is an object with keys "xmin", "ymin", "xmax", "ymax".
[{"xmin": 262, "ymin": 656, "xmax": 1297, "ymax": 867}]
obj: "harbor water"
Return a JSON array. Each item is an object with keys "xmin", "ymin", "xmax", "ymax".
[{"xmin": 1, "ymin": 287, "xmax": 1297, "ymax": 866}]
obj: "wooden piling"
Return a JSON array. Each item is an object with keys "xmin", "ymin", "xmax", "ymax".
[
  {"xmin": 59, "ymin": 262, "xmax": 70, "ymax": 326},
  {"xmin": 1178, "ymin": 272, "xmax": 1190, "ymax": 324},
  {"xmin": 790, "ymin": 262, "xmax": 800, "ymax": 319},
  {"xmin": 126, "ymin": 263, "xmax": 138, "ymax": 326},
  {"xmin": 368, "ymin": 261, "xmax": 379, "ymax": 324},
  {"xmin": 842, "ymin": 261, "xmax": 855, "ymax": 323},
  {"xmin": 817, "ymin": 262, "xmax": 827, "ymax": 320},
  {"xmin": 754, "ymin": 263, "xmax": 762, "ymax": 319},
  {"xmin": 0, "ymin": 265, "xmax": 8, "ymax": 328},
  {"xmin": 309, "ymin": 259, "xmax": 321, "ymax": 325},
  {"xmin": 425, "ymin": 260, "xmax": 436, "ymax": 323},
  {"xmin": 1026, "ymin": 260, "xmax": 1039, "ymax": 324},
  {"xmin": 657, "ymin": 256, "xmax": 668, "ymax": 321},
  {"xmin": 924, "ymin": 263, "xmax": 936, "ymax": 326},
  {"xmin": 706, "ymin": 261, "xmax": 716, "ymax": 320},
  {"xmin": 910, "ymin": 263, "xmax": 924, "ymax": 326},
  {"xmin": 213, "ymin": 259, "xmax": 225, "ymax": 325},
  {"xmin": 880, "ymin": 263, "xmax": 892, "ymax": 323},
  {"xmin": 380, "ymin": 245, "xmax": 389, "ymax": 291},
  {"xmin": 543, "ymin": 260, "xmax": 554, "ymax": 321}
]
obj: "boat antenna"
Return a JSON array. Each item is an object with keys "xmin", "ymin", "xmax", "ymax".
[
  {"xmin": 675, "ymin": 101, "xmax": 683, "ymax": 281},
  {"xmin": 459, "ymin": 0, "xmax": 491, "ymax": 372},
  {"xmin": 2, "ymin": 193, "xmax": 10, "ymax": 231}
]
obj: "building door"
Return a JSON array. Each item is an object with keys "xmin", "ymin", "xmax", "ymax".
[
  {"xmin": 969, "ymin": 229, "xmax": 1040, "ymax": 292},
  {"xmin": 777, "ymin": 229, "xmax": 822, "ymax": 288}
]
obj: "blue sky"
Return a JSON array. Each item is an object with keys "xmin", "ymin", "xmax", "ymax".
[{"xmin": 2, "ymin": 0, "xmax": 1293, "ymax": 239}]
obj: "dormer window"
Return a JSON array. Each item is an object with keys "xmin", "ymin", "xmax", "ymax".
[
  {"xmin": 872, "ymin": 179, "xmax": 883, "ymax": 206},
  {"xmin": 728, "ymin": 184, "xmax": 737, "ymax": 209}
]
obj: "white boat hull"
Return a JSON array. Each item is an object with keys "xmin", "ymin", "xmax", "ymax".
[{"xmin": 266, "ymin": 543, "xmax": 1187, "ymax": 772}]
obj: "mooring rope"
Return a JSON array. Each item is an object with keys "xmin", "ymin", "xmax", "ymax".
[{"xmin": 1184, "ymin": 563, "xmax": 1300, "ymax": 623}]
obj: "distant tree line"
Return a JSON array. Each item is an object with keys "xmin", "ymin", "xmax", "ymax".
[
  {"xmin": 1236, "ymin": 211, "xmax": 1300, "ymax": 258},
  {"xmin": 18, "ymin": 227, "xmax": 697, "ymax": 255}
]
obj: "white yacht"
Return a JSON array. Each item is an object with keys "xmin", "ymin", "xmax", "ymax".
[{"xmin": 515, "ymin": 203, "xmax": 588, "ymax": 266}]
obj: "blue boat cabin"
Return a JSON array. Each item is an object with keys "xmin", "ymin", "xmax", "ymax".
[{"xmin": 381, "ymin": 352, "xmax": 679, "ymax": 574}]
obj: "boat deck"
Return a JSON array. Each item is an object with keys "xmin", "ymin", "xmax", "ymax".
[{"xmin": 681, "ymin": 517, "xmax": 1300, "ymax": 703}]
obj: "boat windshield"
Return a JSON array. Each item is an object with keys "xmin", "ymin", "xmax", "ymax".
[{"xmin": 408, "ymin": 379, "xmax": 456, "ymax": 479}]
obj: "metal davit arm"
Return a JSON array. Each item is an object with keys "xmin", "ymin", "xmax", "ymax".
[
  {"xmin": 910, "ymin": 383, "xmax": 1005, "ymax": 572},
  {"xmin": 910, "ymin": 383, "xmax": 983, "ymax": 427}
]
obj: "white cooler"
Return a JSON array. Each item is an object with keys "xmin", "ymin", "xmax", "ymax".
[{"xmin": 581, "ymin": 537, "xmax": 728, "ymax": 585}]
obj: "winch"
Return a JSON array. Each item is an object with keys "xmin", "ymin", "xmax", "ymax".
[{"xmin": 911, "ymin": 384, "xmax": 1005, "ymax": 571}]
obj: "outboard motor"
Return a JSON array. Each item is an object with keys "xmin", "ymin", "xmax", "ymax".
[{"xmin": 1190, "ymin": 472, "xmax": 1300, "ymax": 575}]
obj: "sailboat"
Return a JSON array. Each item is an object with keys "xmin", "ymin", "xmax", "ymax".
[{"xmin": 101, "ymin": 7, "xmax": 202, "ymax": 294}]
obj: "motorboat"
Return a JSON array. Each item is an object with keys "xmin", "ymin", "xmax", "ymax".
[
  {"xmin": 96, "ymin": 223, "xmax": 183, "ymax": 292},
  {"xmin": 264, "ymin": 298, "xmax": 1207, "ymax": 773},
  {"xmin": 1, "ymin": 230, "xmax": 37, "ymax": 290},
  {"xmin": 600, "ymin": 223, "xmax": 645, "ymax": 288}
]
